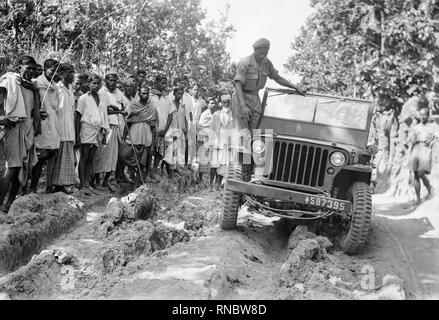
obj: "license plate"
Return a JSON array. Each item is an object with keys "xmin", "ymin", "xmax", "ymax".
[{"xmin": 304, "ymin": 195, "xmax": 348, "ymax": 212}]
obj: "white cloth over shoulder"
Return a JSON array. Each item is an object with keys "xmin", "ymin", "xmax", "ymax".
[
  {"xmin": 0, "ymin": 72, "xmax": 27, "ymax": 121},
  {"xmin": 34, "ymin": 74, "xmax": 60, "ymax": 150},
  {"xmin": 57, "ymin": 82, "xmax": 75, "ymax": 142}
]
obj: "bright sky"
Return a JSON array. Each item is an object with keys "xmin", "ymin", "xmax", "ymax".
[{"xmin": 201, "ymin": 0, "xmax": 314, "ymax": 84}]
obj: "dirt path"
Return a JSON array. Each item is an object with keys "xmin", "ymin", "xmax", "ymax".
[
  {"xmin": 1, "ymin": 178, "xmax": 438, "ymax": 300},
  {"xmin": 363, "ymin": 194, "xmax": 439, "ymax": 299},
  {"xmin": 0, "ymin": 188, "xmax": 291, "ymax": 300}
]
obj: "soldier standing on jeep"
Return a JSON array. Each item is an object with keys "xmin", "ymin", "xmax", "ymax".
[{"xmin": 232, "ymin": 38, "xmax": 306, "ymax": 176}]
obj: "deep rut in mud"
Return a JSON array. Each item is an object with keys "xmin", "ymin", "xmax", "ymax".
[{"xmin": 0, "ymin": 172, "xmax": 409, "ymax": 300}]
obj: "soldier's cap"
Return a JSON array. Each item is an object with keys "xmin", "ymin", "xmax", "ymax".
[
  {"xmin": 253, "ymin": 38, "xmax": 270, "ymax": 49},
  {"xmin": 221, "ymin": 94, "xmax": 231, "ymax": 102}
]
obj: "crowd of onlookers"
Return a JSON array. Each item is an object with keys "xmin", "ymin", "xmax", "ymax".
[{"xmin": 0, "ymin": 55, "xmax": 235, "ymax": 213}]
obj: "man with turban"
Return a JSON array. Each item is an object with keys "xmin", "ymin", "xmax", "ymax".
[{"xmin": 232, "ymin": 38, "xmax": 306, "ymax": 179}]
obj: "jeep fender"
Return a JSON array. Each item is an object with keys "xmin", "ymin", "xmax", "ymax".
[
  {"xmin": 332, "ymin": 166, "xmax": 372, "ymax": 199},
  {"xmin": 343, "ymin": 164, "xmax": 373, "ymax": 174}
]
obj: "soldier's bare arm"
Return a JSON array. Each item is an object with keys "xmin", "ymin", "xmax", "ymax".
[{"xmin": 273, "ymin": 75, "xmax": 306, "ymax": 95}]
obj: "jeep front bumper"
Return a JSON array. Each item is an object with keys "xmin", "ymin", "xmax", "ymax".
[{"xmin": 226, "ymin": 179, "xmax": 352, "ymax": 214}]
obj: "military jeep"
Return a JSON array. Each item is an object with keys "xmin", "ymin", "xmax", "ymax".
[{"xmin": 221, "ymin": 88, "xmax": 375, "ymax": 255}]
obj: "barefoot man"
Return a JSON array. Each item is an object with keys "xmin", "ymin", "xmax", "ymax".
[{"xmin": 407, "ymin": 107, "xmax": 439, "ymax": 204}]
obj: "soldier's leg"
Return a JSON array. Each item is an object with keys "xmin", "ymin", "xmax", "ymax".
[
  {"xmin": 216, "ymin": 173, "xmax": 223, "ymax": 189},
  {"xmin": 240, "ymin": 126, "xmax": 253, "ymax": 181},
  {"xmin": 237, "ymin": 107, "xmax": 253, "ymax": 180},
  {"xmin": 243, "ymin": 95, "xmax": 262, "ymax": 181},
  {"xmin": 210, "ymin": 167, "xmax": 217, "ymax": 187},
  {"xmin": 249, "ymin": 109, "xmax": 262, "ymax": 132}
]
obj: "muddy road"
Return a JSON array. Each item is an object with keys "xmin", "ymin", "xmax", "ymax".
[
  {"xmin": 0, "ymin": 173, "xmax": 438, "ymax": 300},
  {"xmin": 366, "ymin": 195, "xmax": 439, "ymax": 299}
]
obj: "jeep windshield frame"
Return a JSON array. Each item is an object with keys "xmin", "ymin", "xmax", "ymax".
[{"xmin": 258, "ymin": 88, "xmax": 374, "ymax": 148}]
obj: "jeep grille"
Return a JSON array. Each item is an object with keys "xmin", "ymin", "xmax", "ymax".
[{"xmin": 269, "ymin": 141, "xmax": 329, "ymax": 187}]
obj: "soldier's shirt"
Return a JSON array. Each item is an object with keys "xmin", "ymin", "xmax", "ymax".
[{"xmin": 234, "ymin": 53, "xmax": 279, "ymax": 91}]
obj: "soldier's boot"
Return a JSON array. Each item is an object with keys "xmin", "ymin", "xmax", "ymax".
[{"xmin": 242, "ymin": 163, "xmax": 252, "ymax": 182}]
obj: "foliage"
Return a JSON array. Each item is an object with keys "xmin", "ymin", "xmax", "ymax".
[
  {"xmin": 0, "ymin": 0, "xmax": 234, "ymax": 94},
  {"xmin": 286, "ymin": 0, "xmax": 439, "ymax": 112}
]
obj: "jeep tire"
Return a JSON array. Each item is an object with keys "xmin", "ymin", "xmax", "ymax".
[
  {"xmin": 340, "ymin": 181, "xmax": 372, "ymax": 255},
  {"xmin": 221, "ymin": 164, "xmax": 242, "ymax": 230}
]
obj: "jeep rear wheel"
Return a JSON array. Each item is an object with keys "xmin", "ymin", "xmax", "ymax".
[
  {"xmin": 221, "ymin": 164, "xmax": 242, "ymax": 230},
  {"xmin": 339, "ymin": 182, "xmax": 372, "ymax": 255}
]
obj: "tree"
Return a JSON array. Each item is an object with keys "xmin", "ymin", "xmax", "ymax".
[
  {"xmin": 0, "ymin": 0, "xmax": 235, "ymax": 94},
  {"xmin": 285, "ymin": 0, "xmax": 439, "ymax": 112},
  {"xmin": 285, "ymin": 0, "xmax": 439, "ymax": 197}
]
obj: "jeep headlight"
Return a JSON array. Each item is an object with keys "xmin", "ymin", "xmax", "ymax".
[
  {"xmin": 252, "ymin": 139, "xmax": 265, "ymax": 154},
  {"xmin": 330, "ymin": 151, "xmax": 346, "ymax": 167}
]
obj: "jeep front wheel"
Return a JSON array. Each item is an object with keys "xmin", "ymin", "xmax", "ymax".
[
  {"xmin": 339, "ymin": 182, "xmax": 372, "ymax": 255},
  {"xmin": 221, "ymin": 164, "xmax": 242, "ymax": 230}
]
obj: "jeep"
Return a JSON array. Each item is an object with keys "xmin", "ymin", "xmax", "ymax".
[{"xmin": 221, "ymin": 88, "xmax": 376, "ymax": 255}]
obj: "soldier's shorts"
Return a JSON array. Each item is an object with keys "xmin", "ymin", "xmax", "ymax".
[{"xmin": 231, "ymin": 91, "xmax": 262, "ymax": 131}]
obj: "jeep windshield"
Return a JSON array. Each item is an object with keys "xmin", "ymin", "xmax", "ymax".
[{"xmin": 264, "ymin": 91, "xmax": 370, "ymax": 131}]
